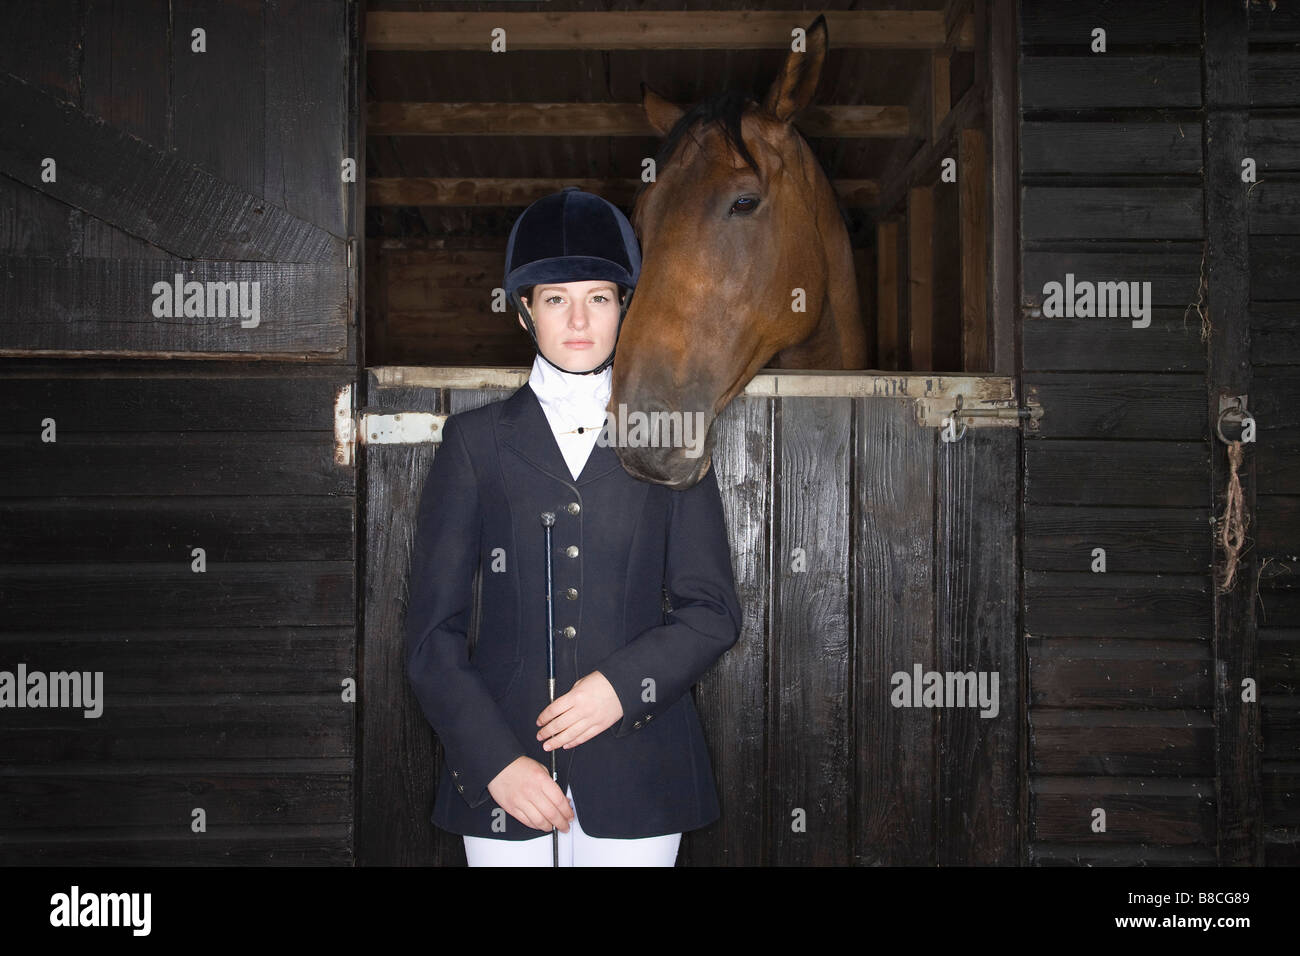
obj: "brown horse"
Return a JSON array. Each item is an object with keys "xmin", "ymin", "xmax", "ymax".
[{"xmin": 610, "ymin": 14, "xmax": 868, "ymax": 490}]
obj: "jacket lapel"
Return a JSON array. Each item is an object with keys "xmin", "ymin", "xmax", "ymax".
[{"xmin": 499, "ymin": 384, "xmax": 624, "ymax": 487}]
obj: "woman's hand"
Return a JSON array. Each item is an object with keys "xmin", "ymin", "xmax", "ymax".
[
  {"xmin": 536, "ymin": 670, "xmax": 624, "ymax": 751},
  {"xmin": 487, "ymin": 755, "xmax": 573, "ymax": 832}
]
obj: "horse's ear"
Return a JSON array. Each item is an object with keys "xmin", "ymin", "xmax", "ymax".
[
  {"xmin": 641, "ymin": 82, "xmax": 685, "ymax": 136},
  {"xmin": 761, "ymin": 13, "xmax": 828, "ymax": 124}
]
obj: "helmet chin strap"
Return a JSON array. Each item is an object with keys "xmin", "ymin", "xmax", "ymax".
[{"xmin": 515, "ymin": 293, "xmax": 631, "ymax": 376}]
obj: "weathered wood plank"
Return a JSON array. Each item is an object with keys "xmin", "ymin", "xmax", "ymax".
[
  {"xmin": 1024, "ymin": 312, "xmax": 1205, "ymax": 372},
  {"xmin": 369, "ymin": 101, "xmax": 911, "ymax": 138},
  {"xmin": 680, "ymin": 395, "xmax": 767, "ymax": 866},
  {"xmin": 1022, "ymin": 187, "xmax": 1202, "ymax": 240},
  {"xmin": 0, "ymin": 179, "xmax": 80, "ymax": 256},
  {"xmin": 855, "ymin": 399, "xmax": 935, "ymax": 864},
  {"xmin": 1021, "ymin": 122, "xmax": 1202, "ymax": 176},
  {"xmin": 1031, "ymin": 781, "xmax": 1215, "ymax": 845},
  {"xmin": 1248, "ymin": 182, "xmax": 1300, "ymax": 235},
  {"xmin": 1029, "ymin": 639, "xmax": 1212, "ymax": 708},
  {"xmin": 1030, "ymin": 842, "xmax": 1216, "ymax": 865},
  {"xmin": 1030, "ymin": 709, "xmax": 1215, "ymax": 776},
  {"xmin": 1024, "ymin": 439, "xmax": 1207, "ymax": 506},
  {"xmin": 0, "ymin": 372, "xmax": 346, "ymax": 431},
  {"xmin": 0, "ymin": 698, "xmax": 353, "ymax": 762},
  {"xmin": 1020, "ymin": 0, "xmax": 1203, "ymax": 45},
  {"xmin": 1025, "ymin": 571, "xmax": 1212, "ymax": 640},
  {"xmin": 173, "ymin": 0, "xmax": 264, "ymax": 195},
  {"xmin": 0, "ymin": 431, "xmax": 350, "ymax": 497},
  {"xmin": 366, "ymin": 11, "xmax": 973, "ymax": 51},
  {"xmin": 1022, "ymin": 245, "xmax": 1205, "ymax": 306},
  {"xmin": 935, "ymin": 423, "xmax": 1019, "ymax": 863},
  {"xmin": 1249, "ymin": 116, "xmax": 1300, "ymax": 172},
  {"xmin": 360, "ymin": 380, "xmax": 455, "ymax": 866},
  {"xmin": 771, "ymin": 397, "xmax": 852, "ymax": 865},
  {"xmin": 1250, "ymin": 53, "xmax": 1300, "ymax": 108},
  {"xmin": 907, "ymin": 186, "xmax": 934, "ymax": 370},
  {"xmin": 1253, "ymin": 236, "xmax": 1300, "ymax": 299},
  {"xmin": 1257, "ymin": 497, "xmax": 1300, "ymax": 561},
  {"xmin": 1024, "ymin": 372, "xmax": 1205, "ymax": 439},
  {"xmin": 0, "ymin": 629, "xmax": 353, "ymax": 692},
  {"xmin": 0, "ymin": 72, "xmax": 342, "ymax": 262},
  {"xmin": 0, "ymin": 826, "xmax": 352, "ymax": 866},
  {"xmin": 1257, "ymin": 438, "xmax": 1300, "ymax": 495},
  {"xmin": 1020, "ymin": 57, "xmax": 1202, "ymax": 110},
  {"xmin": 0, "ymin": 0, "xmax": 81, "ymax": 101},
  {"xmin": 266, "ymin": 0, "xmax": 348, "ymax": 235},
  {"xmin": 0, "ymin": 563, "xmax": 354, "ymax": 628},
  {"xmin": 0, "ymin": 768, "xmax": 351, "ymax": 828},
  {"xmin": 1024, "ymin": 505, "xmax": 1211, "ymax": 574},
  {"xmin": 875, "ymin": 220, "xmax": 901, "ymax": 370},
  {"xmin": 959, "ymin": 127, "xmax": 988, "ymax": 370},
  {"xmin": 0, "ymin": 500, "xmax": 352, "ymax": 562},
  {"xmin": 0, "ymin": 258, "xmax": 347, "ymax": 357},
  {"xmin": 1207, "ymin": 0, "xmax": 1263, "ymax": 866},
  {"xmin": 368, "ymin": 176, "xmax": 879, "ymax": 208},
  {"xmin": 83, "ymin": 0, "xmax": 169, "ymax": 142},
  {"xmin": 933, "ymin": 173, "xmax": 961, "ymax": 371}
]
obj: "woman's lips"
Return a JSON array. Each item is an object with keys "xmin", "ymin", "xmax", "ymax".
[{"xmin": 565, "ymin": 341, "xmax": 593, "ymax": 348}]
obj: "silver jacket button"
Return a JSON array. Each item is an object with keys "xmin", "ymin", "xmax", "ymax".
[
  {"xmin": 563, "ymin": 626, "xmax": 576, "ymax": 639},
  {"xmin": 565, "ymin": 587, "xmax": 578, "ymax": 600},
  {"xmin": 567, "ymin": 502, "xmax": 580, "ymax": 515},
  {"xmin": 566, "ymin": 545, "xmax": 579, "ymax": 558}
]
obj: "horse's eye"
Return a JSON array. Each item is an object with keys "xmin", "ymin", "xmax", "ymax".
[{"xmin": 730, "ymin": 196, "xmax": 759, "ymax": 215}]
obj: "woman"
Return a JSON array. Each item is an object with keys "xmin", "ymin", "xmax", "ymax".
[{"xmin": 404, "ymin": 187, "xmax": 743, "ymax": 866}]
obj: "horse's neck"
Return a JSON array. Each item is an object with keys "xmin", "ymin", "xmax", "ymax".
[{"xmin": 771, "ymin": 218, "xmax": 867, "ymax": 370}]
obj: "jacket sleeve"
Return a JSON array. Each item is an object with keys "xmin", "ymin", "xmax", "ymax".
[
  {"xmin": 591, "ymin": 462, "xmax": 743, "ymax": 737},
  {"xmin": 404, "ymin": 414, "xmax": 527, "ymax": 807}
]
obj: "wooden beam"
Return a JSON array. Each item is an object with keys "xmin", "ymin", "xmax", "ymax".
[
  {"xmin": 873, "ymin": 82, "xmax": 984, "ymax": 217},
  {"xmin": 367, "ymin": 177, "xmax": 880, "ymax": 207},
  {"xmin": 959, "ymin": 127, "xmax": 988, "ymax": 371},
  {"xmin": 907, "ymin": 186, "xmax": 934, "ymax": 371},
  {"xmin": 931, "ymin": 52, "xmax": 951, "ymax": 143},
  {"xmin": 876, "ymin": 221, "xmax": 900, "ymax": 371},
  {"xmin": 368, "ymin": 102, "xmax": 911, "ymax": 138},
  {"xmin": 0, "ymin": 72, "xmax": 342, "ymax": 264},
  {"xmin": 944, "ymin": 0, "xmax": 976, "ymax": 49},
  {"xmin": 366, "ymin": 11, "xmax": 975, "ymax": 51},
  {"xmin": 1204, "ymin": 0, "xmax": 1261, "ymax": 867},
  {"xmin": 986, "ymin": 0, "xmax": 1017, "ymax": 377}
]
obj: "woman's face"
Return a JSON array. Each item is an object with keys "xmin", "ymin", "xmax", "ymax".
[{"xmin": 518, "ymin": 280, "xmax": 623, "ymax": 371}]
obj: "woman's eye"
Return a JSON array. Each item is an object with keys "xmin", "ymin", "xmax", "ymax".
[
  {"xmin": 545, "ymin": 295, "xmax": 563, "ymax": 305},
  {"xmin": 730, "ymin": 196, "xmax": 759, "ymax": 215}
]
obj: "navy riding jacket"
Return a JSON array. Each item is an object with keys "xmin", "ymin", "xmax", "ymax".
[{"xmin": 404, "ymin": 383, "xmax": 743, "ymax": 839}]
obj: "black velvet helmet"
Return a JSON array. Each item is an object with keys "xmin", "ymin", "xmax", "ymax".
[{"xmin": 504, "ymin": 186, "xmax": 641, "ymax": 375}]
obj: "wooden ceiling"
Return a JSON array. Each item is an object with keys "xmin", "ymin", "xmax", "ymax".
[{"xmin": 365, "ymin": 1, "xmax": 978, "ymax": 244}]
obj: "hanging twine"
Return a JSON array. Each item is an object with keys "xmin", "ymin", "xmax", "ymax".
[{"xmin": 1217, "ymin": 440, "xmax": 1248, "ymax": 593}]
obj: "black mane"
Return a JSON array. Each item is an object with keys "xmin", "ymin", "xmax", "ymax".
[
  {"xmin": 629, "ymin": 87, "xmax": 852, "ymax": 233},
  {"xmin": 631, "ymin": 89, "xmax": 761, "ymax": 212}
]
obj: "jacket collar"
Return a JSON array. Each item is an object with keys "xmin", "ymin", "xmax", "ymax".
[{"xmin": 499, "ymin": 384, "xmax": 624, "ymax": 487}]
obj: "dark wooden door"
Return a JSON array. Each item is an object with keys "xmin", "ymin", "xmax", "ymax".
[
  {"xmin": 360, "ymin": 366, "xmax": 1021, "ymax": 865},
  {"xmin": 0, "ymin": 0, "xmax": 360, "ymax": 864}
]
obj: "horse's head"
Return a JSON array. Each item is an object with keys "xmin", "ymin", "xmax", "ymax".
[{"xmin": 610, "ymin": 14, "xmax": 864, "ymax": 489}]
